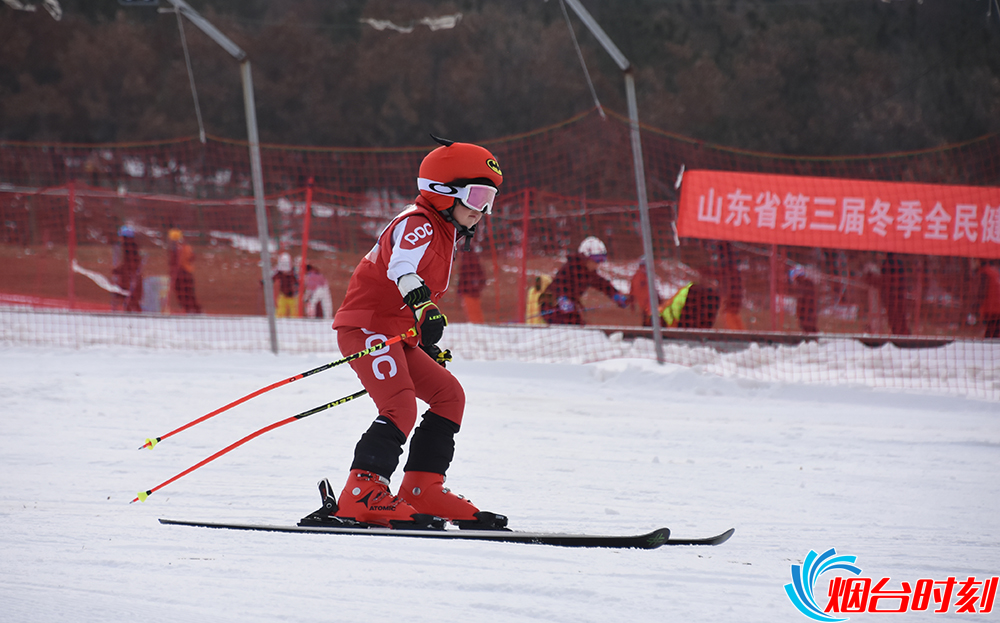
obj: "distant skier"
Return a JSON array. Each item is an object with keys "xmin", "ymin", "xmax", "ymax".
[
  {"xmin": 327, "ymin": 137, "xmax": 506, "ymax": 529},
  {"xmin": 167, "ymin": 228, "xmax": 201, "ymax": 314},
  {"xmin": 657, "ymin": 282, "xmax": 720, "ymax": 329},
  {"xmin": 880, "ymin": 252, "xmax": 909, "ymax": 336},
  {"xmin": 272, "ymin": 252, "xmax": 299, "ymax": 318},
  {"xmin": 112, "ymin": 225, "xmax": 143, "ymax": 313},
  {"xmin": 303, "ymin": 264, "xmax": 333, "ymax": 320},
  {"xmin": 789, "ymin": 265, "xmax": 818, "ymax": 333},
  {"xmin": 540, "ymin": 236, "xmax": 631, "ymax": 325},
  {"xmin": 525, "ymin": 274, "xmax": 553, "ymax": 324},
  {"xmin": 629, "ymin": 257, "xmax": 654, "ymax": 326},
  {"xmin": 457, "ymin": 247, "xmax": 486, "ymax": 323},
  {"xmin": 970, "ymin": 258, "xmax": 1000, "ymax": 339}
]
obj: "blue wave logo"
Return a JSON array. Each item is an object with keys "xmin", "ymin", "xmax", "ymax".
[{"xmin": 785, "ymin": 548, "xmax": 863, "ymax": 622}]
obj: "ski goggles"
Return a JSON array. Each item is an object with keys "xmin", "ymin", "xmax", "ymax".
[{"xmin": 417, "ymin": 178, "xmax": 498, "ymax": 215}]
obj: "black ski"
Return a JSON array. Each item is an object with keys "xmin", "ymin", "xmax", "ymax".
[
  {"xmin": 158, "ymin": 518, "xmax": 734, "ymax": 549},
  {"xmin": 661, "ymin": 528, "xmax": 736, "ymax": 546}
]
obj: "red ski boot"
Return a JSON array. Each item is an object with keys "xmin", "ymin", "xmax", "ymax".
[
  {"xmin": 399, "ymin": 471, "xmax": 508, "ymax": 530},
  {"xmin": 334, "ymin": 470, "xmax": 442, "ymax": 529}
]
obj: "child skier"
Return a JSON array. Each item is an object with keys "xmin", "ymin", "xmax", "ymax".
[{"xmin": 326, "ymin": 137, "xmax": 506, "ymax": 529}]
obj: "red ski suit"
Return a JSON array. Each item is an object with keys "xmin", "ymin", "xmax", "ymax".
[{"xmin": 333, "ymin": 197, "xmax": 464, "ymax": 436}]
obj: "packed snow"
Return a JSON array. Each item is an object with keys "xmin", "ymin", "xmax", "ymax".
[
  {"xmin": 1, "ymin": 333, "xmax": 998, "ymax": 622},
  {"xmin": 3, "ymin": 308, "xmax": 997, "ymax": 400}
]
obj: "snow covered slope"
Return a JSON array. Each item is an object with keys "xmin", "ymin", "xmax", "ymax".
[{"xmin": 1, "ymin": 346, "xmax": 997, "ymax": 622}]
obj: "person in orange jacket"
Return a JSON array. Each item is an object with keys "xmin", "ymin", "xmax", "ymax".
[
  {"xmin": 168, "ymin": 229, "xmax": 201, "ymax": 313},
  {"xmin": 970, "ymin": 258, "xmax": 1000, "ymax": 338},
  {"xmin": 630, "ymin": 258, "xmax": 653, "ymax": 327},
  {"xmin": 717, "ymin": 241, "xmax": 745, "ymax": 330},
  {"xmin": 457, "ymin": 248, "xmax": 486, "ymax": 323}
]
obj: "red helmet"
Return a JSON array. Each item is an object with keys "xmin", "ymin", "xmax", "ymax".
[{"xmin": 417, "ymin": 140, "xmax": 503, "ymax": 211}]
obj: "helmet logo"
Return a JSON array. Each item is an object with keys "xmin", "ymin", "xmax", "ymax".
[{"xmin": 486, "ymin": 159, "xmax": 502, "ymax": 176}]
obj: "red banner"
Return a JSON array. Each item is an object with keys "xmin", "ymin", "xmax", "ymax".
[{"xmin": 677, "ymin": 170, "xmax": 1000, "ymax": 258}]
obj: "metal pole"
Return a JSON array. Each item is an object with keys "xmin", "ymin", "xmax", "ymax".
[
  {"xmin": 67, "ymin": 180, "xmax": 76, "ymax": 310},
  {"xmin": 560, "ymin": 0, "xmax": 664, "ymax": 363},
  {"xmin": 242, "ymin": 60, "xmax": 279, "ymax": 353},
  {"xmin": 172, "ymin": 7, "xmax": 206, "ymax": 144},
  {"xmin": 625, "ymin": 71, "xmax": 664, "ymax": 363},
  {"xmin": 561, "ymin": 0, "xmax": 629, "ymax": 71},
  {"xmin": 297, "ymin": 177, "xmax": 315, "ymax": 317},
  {"xmin": 162, "ymin": 0, "xmax": 278, "ymax": 353},
  {"xmin": 518, "ymin": 189, "xmax": 531, "ymax": 323},
  {"xmin": 166, "ymin": 0, "xmax": 246, "ymax": 60}
]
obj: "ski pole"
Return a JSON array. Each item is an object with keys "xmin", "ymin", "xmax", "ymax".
[
  {"xmin": 138, "ymin": 328, "xmax": 416, "ymax": 449},
  {"xmin": 519, "ymin": 303, "xmax": 615, "ymax": 324},
  {"xmin": 132, "ymin": 388, "xmax": 369, "ymax": 503}
]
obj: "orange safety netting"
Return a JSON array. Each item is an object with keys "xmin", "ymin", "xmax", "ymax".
[{"xmin": 2, "ymin": 109, "xmax": 1000, "ymax": 339}]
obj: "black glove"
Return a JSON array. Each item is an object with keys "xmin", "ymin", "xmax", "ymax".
[
  {"xmin": 421, "ymin": 344, "xmax": 453, "ymax": 367},
  {"xmin": 403, "ymin": 285, "xmax": 448, "ymax": 347}
]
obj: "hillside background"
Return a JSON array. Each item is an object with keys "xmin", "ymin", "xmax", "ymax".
[{"xmin": 2, "ymin": 0, "xmax": 998, "ymax": 155}]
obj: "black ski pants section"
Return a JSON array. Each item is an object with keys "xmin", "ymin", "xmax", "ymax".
[
  {"xmin": 350, "ymin": 416, "xmax": 406, "ymax": 479},
  {"xmin": 352, "ymin": 411, "xmax": 460, "ymax": 479},
  {"xmin": 403, "ymin": 411, "xmax": 460, "ymax": 475}
]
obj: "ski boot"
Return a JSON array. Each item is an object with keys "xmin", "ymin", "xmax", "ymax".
[
  {"xmin": 398, "ymin": 471, "xmax": 508, "ymax": 531},
  {"xmin": 313, "ymin": 470, "xmax": 443, "ymax": 530}
]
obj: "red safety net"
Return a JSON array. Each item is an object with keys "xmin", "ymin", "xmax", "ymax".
[{"xmin": 1, "ymin": 109, "xmax": 998, "ymax": 398}]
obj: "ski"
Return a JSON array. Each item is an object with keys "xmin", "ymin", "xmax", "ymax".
[{"xmin": 158, "ymin": 518, "xmax": 734, "ymax": 549}]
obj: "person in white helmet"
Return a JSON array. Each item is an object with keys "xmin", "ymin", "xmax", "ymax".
[
  {"xmin": 272, "ymin": 252, "xmax": 299, "ymax": 318},
  {"xmin": 540, "ymin": 236, "xmax": 631, "ymax": 325}
]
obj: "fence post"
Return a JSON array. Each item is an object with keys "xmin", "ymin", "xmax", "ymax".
[
  {"xmin": 67, "ymin": 181, "xmax": 76, "ymax": 310},
  {"xmin": 481, "ymin": 208, "xmax": 500, "ymax": 322},
  {"xmin": 913, "ymin": 256, "xmax": 923, "ymax": 334},
  {"xmin": 769, "ymin": 245, "xmax": 778, "ymax": 331},
  {"xmin": 517, "ymin": 189, "xmax": 531, "ymax": 323},
  {"xmin": 240, "ymin": 59, "xmax": 279, "ymax": 353},
  {"xmin": 297, "ymin": 177, "xmax": 314, "ymax": 317}
]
